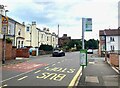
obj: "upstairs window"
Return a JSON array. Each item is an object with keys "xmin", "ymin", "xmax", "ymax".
[
  {"xmin": 26, "ymin": 27, "xmax": 30, "ymax": 32},
  {"xmin": 110, "ymin": 37, "xmax": 115, "ymax": 42},
  {"xmin": 41, "ymin": 34, "xmax": 43, "ymax": 39},
  {"xmin": 47, "ymin": 36, "xmax": 49, "ymax": 41},
  {"xmin": 53, "ymin": 38, "xmax": 54, "ymax": 42},
  {"xmin": 18, "ymin": 29, "xmax": 21, "ymax": 36}
]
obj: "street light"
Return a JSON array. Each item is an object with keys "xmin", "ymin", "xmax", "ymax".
[
  {"xmin": 2, "ymin": 10, "xmax": 9, "ymax": 64},
  {"xmin": 104, "ymin": 30, "xmax": 107, "ymax": 62},
  {"xmin": 5, "ymin": 10, "xmax": 9, "ymax": 16},
  {"xmin": 57, "ymin": 24, "xmax": 59, "ymax": 48}
]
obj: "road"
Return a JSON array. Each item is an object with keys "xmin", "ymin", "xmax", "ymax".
[{"xmin": 1, "ymin": 52, "xmax": 81, "ymax": 87}]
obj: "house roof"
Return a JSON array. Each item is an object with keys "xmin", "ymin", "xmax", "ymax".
[{"xmin": 99, "ymin": 29, "xmax": 120, "ymax": 36}]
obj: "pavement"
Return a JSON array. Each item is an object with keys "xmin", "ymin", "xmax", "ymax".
[
  {"xmin": 0, "ymin": 55, "xmax": 50, "ymax": 67},
  {"xmin": 77, "ymin": 57, "xmax": 120, "ymax": 88},
  {"xmin": 0, "ymin": 58, "xmax": 29, "ymax": 67}
]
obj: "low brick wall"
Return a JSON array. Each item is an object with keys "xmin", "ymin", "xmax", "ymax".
[
  {"xmin": 0, "ymin": 40, "xmax": 16, "ymax": 61},
  {"xmin": 110, "ymin": 53, "xmax": 119, "ymax": 67},
  {"xmin": 16, "ymin": 48, "xmax": 30, "ymax": 58},
  {"xmin": 5, "ymin": 43, "xmax": 12, "ymax": 60},
  {"xmin": 12, "ymin": 47, "xmax": 16, "ymax": 59}
]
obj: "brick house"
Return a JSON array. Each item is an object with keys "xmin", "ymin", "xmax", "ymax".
[
  {"xmin": 99, "ymin": 29, "xmax": 120, "ymax": 56},
  {"xmin": 99, "ymin": 29, "xmax": 120, "ymax": 67},
  {"xmin": 58, "ymin": 34, "xmax": 71, "ymax": 47}
]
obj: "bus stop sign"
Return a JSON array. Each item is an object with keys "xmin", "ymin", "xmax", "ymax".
[{"xmin": 80, "ymin": 49, "xmax": 87, "ymax": 66}]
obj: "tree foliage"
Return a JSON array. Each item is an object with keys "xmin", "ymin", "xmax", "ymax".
[
  {"xmin": 39, "ymin": 44, "xmax": 53, "ymax": 51},
  {"xmin": 6, "ymin": 38, "xmax": 12, "ymax": 43},
  {"xmin": 62, "ymin": 39, "xmax": 99, "ymax": 51},
  {"xmin": 85, "ymin": 39, "xmax": 99, "ymax": 49}
]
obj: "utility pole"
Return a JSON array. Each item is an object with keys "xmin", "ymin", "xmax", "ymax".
[
  {"xmin": 82, "ymin": 18, "xmax": 85, "ymax": 49},
  {"xmin": 57, "ymin": 24, "xmax": 59, "ymax": 48}
]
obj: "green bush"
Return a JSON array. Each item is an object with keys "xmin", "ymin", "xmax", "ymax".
[
  {"xmin": 39, "ymin": 44, "xmax": 53, "ymax": 51},
  {"xmin": 6, "ymin": 38, "xmax": 12, "ymax": 43}
]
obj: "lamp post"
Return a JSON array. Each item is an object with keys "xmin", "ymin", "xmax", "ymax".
[
  {"xmin": 2, "ymin": 10, "xmax": 9, "ymax": 64},
  {"xmin": 104, "ymin": 30, "xmax": 107, "ymax": 62},
  {"xmin": 57, "ymin": 24, "xmax": 59, "ymax": 48}
]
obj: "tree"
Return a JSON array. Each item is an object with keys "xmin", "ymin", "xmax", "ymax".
[
  {"xmin": 85, "ymin": 39, "xmax": 99, "ymax": 49},
  {"xmin": 39, "ymin": 44, "xmax": 53, "ymax": 51},
  {"xmin": 67, "ymin": 39, "xmax": 82, "ymax": 51}
]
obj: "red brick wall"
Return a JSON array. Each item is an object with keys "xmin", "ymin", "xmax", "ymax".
[
  {"xmin": 110, "ymin": 53, "xmax": 119, "ymax": 66},
  {"xmin": 12, "ymin": 47, "xmax": 16, "ymax": 59},
  {"xmin": 5, "ymin": 43, "xmax": 12, "ymax": 60},
  {"xmin": 16, "ymin": 48, "xmax": 30, "ymax": 58},
  {"xmin": 0, "ymin": 39, "xmax": 2, "ymax": 62},
  {"xmin": 0, "ymin": 40, "xmax": 16, "ymax": 61}
]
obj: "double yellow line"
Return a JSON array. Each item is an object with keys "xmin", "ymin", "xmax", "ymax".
[{"xmin": 68, "ymin": 67, "xmax": 82, "ymax": 88}]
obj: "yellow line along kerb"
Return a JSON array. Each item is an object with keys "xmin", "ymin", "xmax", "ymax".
[{"xmin": 68, "ymin": 67, "xmax": 82, "ymax": 87}]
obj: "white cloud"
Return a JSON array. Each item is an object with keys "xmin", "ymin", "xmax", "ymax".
[{"xmin": 1, "ymin": 0, "xmax": 119, "ymax": 39}]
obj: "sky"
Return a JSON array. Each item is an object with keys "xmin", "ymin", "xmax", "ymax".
[{"xmin": 1, "ymin": 0, "xmax": 119, "ymax": 40}]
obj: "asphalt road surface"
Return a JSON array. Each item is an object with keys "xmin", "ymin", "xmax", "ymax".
[{"xmin": 1, "ymin": 52, "xmax": 81, "ymax": 87}]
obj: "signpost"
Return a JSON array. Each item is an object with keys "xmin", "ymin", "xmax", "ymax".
[
  {"xmin": 81, "ymin": 18, "xmax": 92, "ymax": 70},
  {"xmin": 2, "ymin": 16, "xmax": 8, "ymax": 64}
]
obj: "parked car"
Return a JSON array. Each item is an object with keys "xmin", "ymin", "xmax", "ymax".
[
  {"xmin": 87, "ymin": 49, "xmax": 93, "ymax": 54},
  {"xmin": 52, "ymin": 49, "xmax": 65, "ymax": 57}
]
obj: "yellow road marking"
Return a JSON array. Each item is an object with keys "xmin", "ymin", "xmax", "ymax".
[
  {"xmin": 68, "ymin": 67, "xmax": 82, "ymax": 87},
  {"xmin": 18, "ymin": 76, "xmax": 28, "ymax": 81},
  {"xmin": 34, "ymin": 70, "xmax": 41, "ymax": 74}
]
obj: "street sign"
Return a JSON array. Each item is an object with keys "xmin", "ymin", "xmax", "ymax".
[
  {"xmin": 2, "ymin": 25, "xmax": 8, "ymax": 34},
  {"xmin": 80, "ymin": 49, "xmax": 87, "ymax": 66},
  {"xmin": 2, "ymin": 16, "xmax": 8, "ymax": 25},
  {"xmin": 82, "ymin": 18, "xmax": 92, "ymax": 31},
  {"xmin": 1, "ymin": 16, "xmax": 8, "ymax": 34}
]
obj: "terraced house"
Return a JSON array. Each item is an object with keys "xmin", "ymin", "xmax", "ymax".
[
  {"xmin": 24, "ymin": 22, "xmax": 58, "ymax": 48},
  {"xmin": 0, "ymin": 15, "xmax": 58, "ymax": 49}
]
